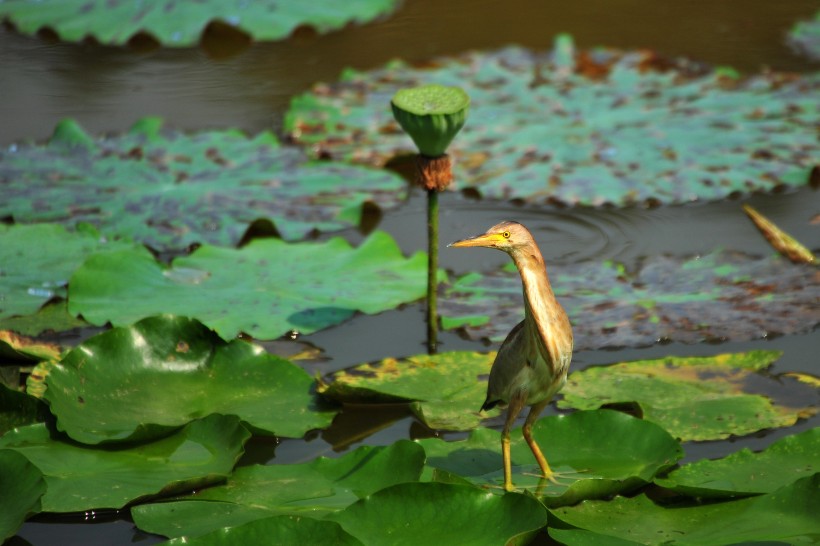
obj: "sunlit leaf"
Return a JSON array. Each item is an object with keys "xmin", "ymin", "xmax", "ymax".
[
  {"xmin": 163, "ymin": 515, "xmax": 363, "ymax": 546},
  {"xmin": 0, "ymin": 223, "xmax": 136, "ymax": 320},
  {"xmin": 320, "ymin": 351, "xmax": 501, "ymax": 430},
  {"xmin": 655, "ymin": 427, "xmax": 819, "ymax": 498},
  {"xmin": 788, "ymin": 10, "xmax": 820, "ymax": 60},
  {"xmin": 0, "ymin": 449, "xmax": 45, "ymax": 542},
  {"xmin": 328, "ymin": 482, "xmax": 547, "ymax": 546},
  {"xmin": 0, "ymin": 331, "xmax": 61, "ymax": 363},
  {"xmin": 0, "ymin": 118, "xmax": 406, "ymax": 251},
  {"xmin": 559, "ymin": 351, "xmax": 817, "ymax": 441},
  {"xmin": 0, "ymin": 0, "xmax": 399, "ymax": 46},
  {"xmin": 417, "ymin": 410, "xmax": 682, "ymax": 507},
  {"xmin": 286, "ymin": 40, "xmax": 818, "ymax": 206},
  {"xmin": 43, "ymin": 315, "xmax": 336, "ymax": 444},
  {"xmin": 68, "ymin": 231, "xmax": 431, "ymax": 340},
  {"xmin": 549, "ymin": 474, "xmax": 820, "ymax": 545},
  {"xmin": 133, "ymin": 441, "xmax": 424, "ymax": 539},
  {"xmin": 0, "ymin": 415, "xmax": 249, "ymax": 513},
  {"xmin": 441, "ymin": 250, "xmax": 820, "ymax": 348}
]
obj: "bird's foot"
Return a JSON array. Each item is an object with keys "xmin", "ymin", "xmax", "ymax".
[{"xmin": 522, "ymin": 468, "xmax": 587, "ymax": 485}]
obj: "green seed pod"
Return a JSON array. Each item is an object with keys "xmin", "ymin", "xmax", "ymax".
[{"xmin": 391, "ymin": 84, "xmax": 470, "ymax": 158}]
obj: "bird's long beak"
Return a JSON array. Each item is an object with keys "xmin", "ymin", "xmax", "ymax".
[{"xmin": 448, "ymin": 232, "xmax": 503, "ymax": 248}]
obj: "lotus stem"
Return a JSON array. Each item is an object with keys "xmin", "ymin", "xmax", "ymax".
[{"xmin": 427, "ymin": 186, "xmax": 439, "ymax": 353}]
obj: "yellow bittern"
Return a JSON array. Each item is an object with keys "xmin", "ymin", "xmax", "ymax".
[{"xmin": 449, "ymin": 221, "xmax": 573, "ymax": 492}]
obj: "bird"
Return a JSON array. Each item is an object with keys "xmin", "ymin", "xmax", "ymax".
[{"xmin": 449, "ymin": 220, "xmax": 573, "ymax": 492}]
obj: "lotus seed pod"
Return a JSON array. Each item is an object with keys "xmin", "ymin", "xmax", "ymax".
[{"xmin": 391, "ymin": 84, "xmax": 469, "ymax": 158}]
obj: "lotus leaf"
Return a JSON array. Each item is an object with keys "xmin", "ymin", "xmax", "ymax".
[
  {"xmin": 0, "ymin": 0, "xmax": 399, "ymax": 46},
  {"xmin": 441, "ymin": 250, "xmax": 820, "ymax": 348},
  {"xmin": 0, "ymin": 415, "xmax": 249, "ymax": 513},
  {"xmin": 43, "ymin": 315, "xmax": 336, "ymax": 444},
  {"xmin": 327, "ymin": 482, "xmax": 547, "ymax": 545},
  {"xmin": 0, "ymin": 449, "xmax": 45, "ymax": 541},
  {"xmin": 0, "ymin": 301, "xmax": 88, "ymax": 337},
  {"xmin": 163, "ymin": 515, "xmax": 363, "ymax": 546},
  {"xmin": 559, "ymin": 351, "xmax": 816, "ymax": 441},
  {"xmin": 0, "ymin": 118, "xmax": 407, "ymax": 251},
  {"xmin": 0, "ymin": 385, "xmax": 48, "ymax": 436},
  {"xmin": 655, "ymin": 427, "xmax": 819, "ymax": 498},
  {"xmin": 417, "ymin": 410, "xmax": 682, "ymax": 507},
  {"xmin": 320, "ymin": 351, "xmax": 501, "ymax": 430},
  {"xmin": 133, "ymin": 441, "xmax": 425, "ymax": 539},
  {"xmin": 0, "ymin": 331, "xmax": 60, "ymax": 363},
  {"xmin": 68, "ymin": 231, "xmax": 431, "ymax": 340},
  {"xmin": 0, "ymin": 223, "xmax": 136, "ymax": 320},
  {"xmin": 286, "ymin": 41, "xmax": 818, "ymax": 206},
  {"xmin": 789, "ymin": 10, "xmax": 820, "ymax": 60},
  {"xmin": 549, "ymin": 474, "xmax": 820, "ymax": 545}
]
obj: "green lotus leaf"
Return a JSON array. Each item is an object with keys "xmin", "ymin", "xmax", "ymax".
[
  {"xmin": 391, "ymin": 84, "xmax": 469, "ymax": 157},
  {"xmin": 328, "ymin": 482, "xmax": 547, "ymax": 546},
  {"xmin": 0, "ymin": 384, "xmax": 48, "ymax": 436},
  {"xmin": 0, "ymin": 415, "xmax": 249, "ymax": 513},
  {"xmin": 320, "ymin": 351, "xmax": 501, "ymax": 430},
  {"xmin": 440, "ymin": 250, "xmax": 820, "ymax": 348},
  {"xmin": 43, "ymin": 315, "xmax": 336, "ymax": 444},
  {"xmin": 549, "ymin": 474, "xmax": 820, "ymax": 545},
  {"xmin": 559, "ymin": 351, "xmax": 817, "ymax": 441},
  {"xmin": 655, "ymin": 427, "xmax": 819, "ymax": 498},
  {"xmin": 0, "ymin": 0, "xmax": 399, "ymax": 46},
  {"xmin": 417, "ymin": 410, "xmax": 682, "ymax": 507},
  {"xmin": 286, "ymin": 39, "xmax": 818, "ymax": 206},
  {"xmin": 162, "ymin": 515, "xmax": 363, "ymax": 546},
  {"xmin": 68, "ymin": 231, "xmax": 431, "ymax": 340},
  {"xmin": 0, "ymin": 118, "xmax": 407, "ymax": 251},
  {"xmin": 0, "ymin": 449, "xmax": 45, "ymax": 541},
  {"xmin": 0, "ymin": 223, "xmax": 136, "ymax": 321},
  {"xmin": 132, "ymin": 440, "xmax": 424, "ymax": 539},
  {"xmin": 788, "ymin": 10, "xmax": 820, "ymax": 60}
]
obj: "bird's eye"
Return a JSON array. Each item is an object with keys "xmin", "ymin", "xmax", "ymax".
[{"xmin": 502, "ymin": 231, "xmax": 510, "ymax": 239}]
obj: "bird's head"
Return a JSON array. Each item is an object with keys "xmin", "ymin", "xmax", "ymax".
[{"xmin": 448, "ymin": 221, "xmax": 534, "ymax": 253}]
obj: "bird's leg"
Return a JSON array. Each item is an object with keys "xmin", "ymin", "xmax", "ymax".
[
  {"xmin": 522, "ymin": 399, "xmax": 555, "ymax": 482},
  {"xmin": 501, "ymin": 392, "xmax": 527, "ymax": 492}
]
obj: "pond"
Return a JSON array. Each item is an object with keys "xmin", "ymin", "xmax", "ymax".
[{"xmin": 1, "ymin": 1, "xmax": 818, "ymax": 544}]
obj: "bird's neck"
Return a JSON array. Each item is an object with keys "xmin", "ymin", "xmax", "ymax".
[{"xmin": 511, "ymin": 248, "xmax": 570, "ymax": 369}]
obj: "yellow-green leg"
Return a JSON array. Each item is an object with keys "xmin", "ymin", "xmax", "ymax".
[
  {"xmin": 501, "ymin": 393, "xmax": 527, "ymax": 492},
  {"xmin": 523, "ymin": 399, "xmax": 555, "ymax": 482}
]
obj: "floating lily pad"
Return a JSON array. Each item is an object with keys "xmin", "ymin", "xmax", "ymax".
[
  {"xmin": 0, "ymin": 301, "xmax": 89, "ymax": 337},
  {"xmin": 0, "ymin": 223, "xmax": 136, "ymax": 320},
  {"xmin": 788, "ymin": 11, "xmax": 820, "ymax": 60},
  {"xmin": 0, "ymin": 118, "xmax": 407, "ymax": 251},
  {"xmin": 417, "ymin": 410, "xmax": 682, "ymax": 507},
  {"xmin": 0, "ymin": 415, "xmax": 249, "ymax": 513},
  {"xmin": 0, "ymin": 449, "xmax": 45, "ymax": 541},
  {"xmin": 320, "ymin": 351, "xmax": 500, "ymax": 430},
  {"xmin": 655, "ymin": 427, "xmax": 819, "ymax": 498},
  {"xmin": 559, "ymin": 351, "xmax": 817, "ymax": 441},
  {"xmin": 133, "ymin": 441, "xmax": 424, "ymax": 539},
  {"xmin": 328, "ymin": 482, "xmax": 548, "ymax": 545},
  {"xmin": 0, "ymin": 0, "xmax": 399, "ymax": 46},
  {"xmin": 163, "ymin": 516, "xmax": 363, "ymax": 546},
  {"xmin": 44, "ymin": 315, "xmax": 336, "ymax": 444},
  {"xmin": 549, "ymin": 474, "xmax": 820, "ymax": 545},
  {"xmin": 441, "ymin": 250, "xmax": 820, "ymax": 348},
  {"xmin": 286, "ymin": 41, "xmax": 818, "ymax": 206},
  {"xmin": 69, "ymin": 231, "xmax": 430, "ymax": 340}
]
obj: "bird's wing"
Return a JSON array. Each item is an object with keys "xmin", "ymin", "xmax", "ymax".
[{"xmin": 481, "ymin": 320, "xmax": 528, "ymax": 411}]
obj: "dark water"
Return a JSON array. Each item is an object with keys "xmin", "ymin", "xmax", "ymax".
[{"xmin": 3, "ymin": 0, "xmax": 819, "ymax": 543}]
